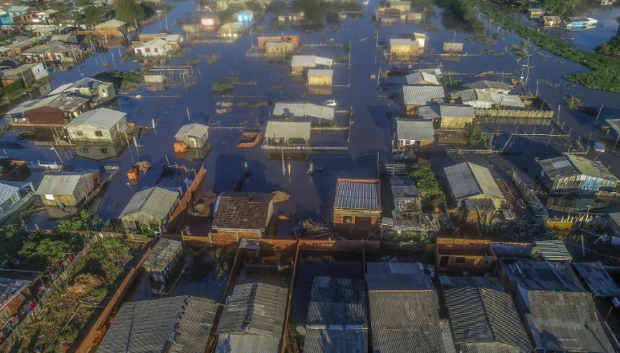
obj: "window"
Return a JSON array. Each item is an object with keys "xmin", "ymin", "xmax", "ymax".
[
  {"xmin": 81, "ymin": 147, "xmax": 89, "ymax": 153},
  {"xmin": 154, "ymin": 48, "xmax": 158, "ymax": 53},
  {"xmin": 95, "ymin": 131, "xmax": 103, "ymax": 137},
  {"xmin": 145, "ymin": 48, "xmax": 151, "ymax": 53},
  {"xmin": 75, "ymin": 130, "xmax": 83, "ymax": 136},
  {"xmin": 100, "ymin": 148, "xmax": 108, "ymax": 154},
  {"xmin": 455, "ymin": 257, "xmax": 466, "ymax": 264}
]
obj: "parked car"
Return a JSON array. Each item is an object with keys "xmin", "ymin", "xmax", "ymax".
[
  {"xmin": 321, "ymin": 99, "xmax": 337, "ymax": 107},
  {"xmin": 593, "ymin": 141, "xmax": 606, "ymax": 153}
]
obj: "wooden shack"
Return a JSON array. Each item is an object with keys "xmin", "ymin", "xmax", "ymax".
[
  {"xmin": 211, "ymin": 192, "xmax": 274, "ymax": 240},
  {"xmin": 539, "ymin": 154, "xmax": 619, "ymax": 195},
  {"xmin": 434, "ymin": 238, "xmax": 497, "ymax": 273},
  {"xmin": 390, "ymin": 38, "xmax": 418, "ymax": 60},
  {"xmin": 307, "ymin": 69, "xmax": 333, "ymax": 86},
  {"xmin": 527, "ymin": 8, "xmax": 545, "ymax": 19},
  {"xmin": 333, "ymin": 179, "xmax": 382, "ymax": 232},
  {"xmin": 142, "ymin": 238, "xmax": 183, "ymax": 283},
  {"xmin": 543, "ymin": 16, "xmax": 561, "ymax": 27},
  {"xmin": 257, "ymin": 35, "xmax": 301, "ymax": 50},
  {"xmin": 118, "ymin": 187, "xmax": 180, "ymax": 234},
  {"xmin": 35, "ymin": 170, "xmax": 100, "ymax": 217},
  {"xmin": 174, "ymin": 123, "xmax": 209, "ymax": 149}
]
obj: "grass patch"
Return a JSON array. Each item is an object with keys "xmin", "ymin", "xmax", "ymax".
[{"xmin": 407, "ymin": 165, "xmax": 446, "ymax": 212}]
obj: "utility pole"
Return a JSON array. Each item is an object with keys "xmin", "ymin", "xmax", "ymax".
[{"xmin": 595, "ymin": 104, "xmax": 603, "ymax": 123}]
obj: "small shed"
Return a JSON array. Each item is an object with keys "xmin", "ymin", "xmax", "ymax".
[
  {"xmin": 395, "ymin": 118, "xmax": 434, "ymax": 149},
  {"xmin": 405, "ymin": 71, "xmax": 439, "ymax": 85},
  {"xmin": 264, "ymin": 120, "xmax": 311, "ymax": 147},
  {"xmin": 333, "ymin": 178, "xmax": 381, "ymax": 231},
  {"xmin": 174, "ymin": 123, "xmax": 209, "ymax": 149},
  {"xmin": 459, "ymin": 89, "xmax": 493, "ymax": 109},
  {"xmin": 142, "ymin": 238, "xmax": 183, "ymax": 283},
  {"xmin": 64, "ymin": 108, "xmax": 128, "ymax": 143},
  {"xmin": 418, "ymin": 104, "xmax": 475, "ymax": 129},
  {"xmin": 390, "ymin": 38, "xmax": 418, "ymax": 59},
  {"xmin": 211, "ymin": 192, "xmax": 274, "ymax": 240},
  {"xmin": 306, "ymin": 69, "xmax": 333, "ymax": 86},
  {"xmin": 402, "ymin": 85, "xmax": 445, "ymax": 115},
  {"xmin": 444, "ymin": 162, "xmax": 505, "ymax": 208},
  {"xmin": 118, "ymin": 187, "xmax": 180, "ymax": 234},
  {"xmin": 527, "ymin": 8, "xmax": 545, "ymax": 19},
  {"xmin": 35, "ymin": 170, "xmax": 100, "ymax": 208},
  {"xmin": 442, "ymin": 42, "xmax": 464, "ymax": 54},
  {"xmin": 543, "ymin": 15, "xmax": 562, "ymax": 27},
  {"xmin": 538, "ymin": 154, "xmax": 619, "ymax": 195},
  {"xmin": 291, "ymin": 55, "xmax": 333, "ymax": 74}
]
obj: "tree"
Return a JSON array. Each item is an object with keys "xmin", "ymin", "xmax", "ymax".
[
  {"xmin": 84, "ymin": 6, "xmax": 104, "ymax": 26},
  {"xmin": 292, "ymin": 0, "xmax": 324, "ymax": 23},
  {"xmin": 245, "ymin": 1, "xmax": 264, "ymax": 12},
  {"xmin": 218, "ymin": 8, "xmax": 236, "ymax": 22},
  {"xmin": 115, "ymin": 0, "xmax": 145, "ymax": 25},
  {"xmin": 268, "ymin": 1, "xmax": 287, "ymax": 16}
]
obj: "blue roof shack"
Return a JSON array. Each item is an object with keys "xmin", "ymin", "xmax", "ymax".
[{"xmin": 236, "ymin": 10, "xmax": 253, "ymax": 23}]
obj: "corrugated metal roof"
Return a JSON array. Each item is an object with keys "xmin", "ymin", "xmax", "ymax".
[
  {"xmin": 175, "ymin": 123, "xmax": 209, "ymax": 140},
  {"xmin": 47, "ymin": 83, "xmax": 72, "ymax": 96},
  {"xmin": 217, "ymin": 282, "xmax": 288, "ymax": 338},
  {"xmin": 490, "ymin": 93, "xmax": 525, "ymax": 108},
  {"xmin": 273, "ymin": 102, "xmax": 334, "ymax": 120},
  {"xmin": 366, "ymin": 262, "xmax": 433, "ymax": 290},
  {"xmin": 307, "ymin": 277, "xmax": 367, "ymax": 326},
  {"xmin": 402, "ymin": 85, "xmax": 445, "ymax": 106},
  {"xmin": 534, "ymin": 240, "xmax": 573, "ymax": 261},
  {"xmin": 464, "ymin": 81, "xmax": 512, "ymax": 92},
  {"xmin": 417, "ymin": 105, "xmax": 441, "ymax": 120},
  {"xmin": 406, "ymin": 71, "xmax": 439, "ymax": 85},
  {"xmin": 526, "ymin": 291, "xmax": 614, "ymax": 352},
  {"xmin": 6, "ymin": 95, "xmax": 58, "ymax": 115},
  {"xmin": 118, "ymin": 187, "xmax": 180, "ymax": 220},
  {"xmin": 265, "ymin": 120, "xmax": 311, "ymax": 140},
  {"xmin": 368, "ymin": 291, "xmax": 455, "ymax": 353},
  {"xmin": 291, "ymin": 55, "xmax": 333, "ymax": 68},
  {"xmin": 438, "ymin": 104, "xmax": 475, "ymax": 118},
  {"xmin": 215, "ymin": 334, "xmax": 280, "ymax": 353},
  {"xmin": 396, "ymin": 118, "xmax": 434, "ymax": 141},
  {"xmin": 0, "ymin": 182, "xmax": 19, "ymax": 205},
  {"xmin": 304, "ymin": 329, "xmax": 368, "ymax": 353},
  {"xmin": 502, "ymin": 259, "xmax": 584, "ymax": 292},
  {"xmin": 142, "ymin": 238, "xmax": 182, "ymax": 272},
  {"xmin": 390, "ymin": 38, "xmax": 416, "ymax": 46},
  {"xmin": 35, "ymin": 171, "xmax": 94, "ymax": 196},
  {"xmin": 65, "ymin": 108, "xmax": 126, "ymax": 130},
  {"xmin": 307, "ymin": 69, "xmax": 333, "ymax": 77},
  {"xmin": 444, "ymin": 162, "xmax": 504, "ymax": 201},
  {"xmin": 334, "ymin": 179, "xmax": 380, "ymax": 210},
  {"xmin": 440, "ymin": 276, "xmax": 531, "ymax": 353},
  {"xmin": 573, "ymin": 262, "xmax": 620, "ymax": 297},
  {"xmin": 98, "ymin": 296, "xmax": 218, "ymax": 353},
  {"xmin": 607, "ymin": 118, "xmax": 620, "ymax": 135},
  {"xmin": 460, "ymin": 89, "xmax": 493, "ymax": 103}
]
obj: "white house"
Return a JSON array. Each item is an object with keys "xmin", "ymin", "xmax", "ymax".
[
  {"xmin": 64, "ymin": 108, "xmax": 128, "ymax": 143},
  {"xmin": 134, "ymin": 34, "xmax": 184, "ymax": 57}
]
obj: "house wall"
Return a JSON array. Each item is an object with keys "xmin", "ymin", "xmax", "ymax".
[
  {"xmin": 544, "ymin": 173, "xmax": 617, "ymax": 195},
  {"xmin": 40, "ymin": 173, "xmax": 96, "ymax": 207},
  {"xmin": 333, "ymin": 208, "xmax": 382, "ymax": 230},
  {"xmin": 75, "ymin": 144, "xmax": 123, "ymax": 161},
  {"xmin": 27, "ymin": 106, "xmax": 69, "ymax": 125},
  {"xmin": 211, "ymin": 228, "xmax": 263, "ymax": 241},
  {"xmin": 177, "ymin": 134, "xmax": 207, "ymax": 148},
  {"xmin": 121, "ymin": 213, "xmax": 164, "ymax": 234},
  {"xmin": 0, "ymin": 190, "xmax": 21, "ymax": 214},
  {"xmin": 439, "ymin": 116, "xmax": 474, "ymax": 129},
  {"xmin": 390, "ymin": 45, "xmax": 417, "ymax": 55},
  {"xmin": 29, "ymin": 63, "xmax": 47, "ymax": 81},
  {"xmin": 456, "ymin": 194, "xmax": 504, "ymax": 209},
  {"xmin": 434, "ymin": 238, "xmax": 497, "ymax": 273},
  {"xmin": 66, "ymin": 117, "xmax": 127, "ymax": 143},
  {"xmin": 463, "ymin": 100, "xmax": 493, "ymax": 109},
  {"xmin": 307, "ymin": 75, "xmax": 332, "ymax": 86}
]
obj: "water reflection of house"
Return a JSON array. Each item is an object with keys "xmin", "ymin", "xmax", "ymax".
[
  {"xmin": 142, "ymin": 238, "xmax": 183, "ymax": 283},
  {"xmin": 538, "ymin": 154, "xmax": 619, "ymax": 195},
  {"xmin": 402, "ymin": 85, "xmax": 445, "ymax": 115},
  {"xmin": 333, "ymin": 178, "xmax": 382, "ymax": 231},
  {"xmin": 0, "ymin": 270, "xmax": 42, "ymax": 336},
  {"xmin": 218, "ymin": 22, "xmax": 246, "ymax": 39},
  {"xmin": 4, "ymin": 37, "xmax": 41, "ymax": 56},
  {"xmin": 6, "ymin": 93, "xmax": 90, "ymax": 126},
  {"xmin": 64, "ymin": 108, "xmax": 128, "ymax": 144},
  {"xmin": 74, "ymin": 140, "xmax": 126, "ymax": 161},
  {"xmin": 211, "ymin": 192, "xmax": 274, "ymax": 240},
  {"xmin": 118, "ymin": 187, "xmax": 181, "ymax": 234},
  {"xmin": 0, "ymin": 160, "xmax": 30, "ymax": 181},
  {"xmin": 418, "ymin": 104, "xmax": 475, "ymax": 130},
  {"xmin": 440, "ymin": 276, "xmax": 531, "ymax": 352},
  {"xmin": 390, "ymin": 38, "xmax": 419, "ymax": 61},
  {"xmin": 277, "ymin": 12, "xmax": 304, "ymax": 22},
  {"xmin": 388, "ymin": 1, "xmax": 410, "ymax": 12},
  {"xmin": 306, "ymin": 69, "xmax": 333, "ymax": 86},
  {"xmin": 215, "ymin": 282, "xmax": 288, "ymax": 352},
  {"xmin": 21, "ymin": 41, "xmax": 84, "ymax": 63},
  {"xmin": 566, "ymin": 17, "xmax": 597, "ymax": 31},
  {"xmin": 444, "ymin": 162, "xmax": 506, "ymax": 209},
  {"xmin": 256, "ymin": 35, "xmax": 301, "ymax": 53},
  {"xmin": 290, "ymin": 55, "xmax": 333, "ymax": 74},
  {"xmin": 77, "ymin": 19, "xmax": 127, "ymax": 39},
  {"xmin": 34, "ymin": 170, "xmax": 100, "ymax": 218},
  {"xmin": 366, "ymin": 262, "xmax": 455, "ymax": 352},
  {"xmin": 0, "ymin": 181, "xmax": 34, "ymax": 224},
  {"xmin": 304, "ymin": 277, "xmax": 368, "ymax": 352},
  {"xmin": 264, "ymin": 120, "xmax": 311, "ymax": 148},
  {"xmin": 98, "ymin": 296, "xmax": 217, "ymax": 353},
  {"xmin": 393, "ymin": 118, "xmax": 434, "ymax": 155}
]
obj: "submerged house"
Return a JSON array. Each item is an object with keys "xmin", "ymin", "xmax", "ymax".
[
  {"xmin": 394, "ymin": 118, "xmax": 434, "ymax": 153},
  {"xmin": 118, "ymin": 187, "xmax": 181, "ymax": 234},
  {"xmin": 304, "ymin": 277, "xmax": 368, "ymax": 352},
  {"xmin": 211, "ymin": 192, "xmax": 274, "ymax": 240},
  {"xmin": 264, "ymin": 120, "xmax": 311, "ymax": 148},
  {"xmin": 307, "ymin": 69, "xmax": 333, "ymax": 86},
  {"xmin": 366, "ymin": 262, "xmax": 454, "ymax": 352},
  {"xmin": 0, "ymin": 62, "xmax": 48, "ymax": 86},
  {"xmin": 417, "ymin": 104, "xmax": 475, "ymax": 129},
  {"xmin": 49, "ymin": 77, "xmax": 117, "ymax": 106},
  {"xmin": 6, "ymin": 93, "xmax": 90, "ymax": 126},
  {"xmin": 273, "ymin": 102, "xmax": 335, "ymax": 120},
  {"xmin": 463, "ymin": 80, "xmax": 512, "ymax": 94},
  {"xmin": 133, "ymin": 34, "xmax": 184, "ymax": 57},
  {"xmin": 542, "ymin": 15, "xmax": 562, "ymax": 27},
  {"xmin": 142, "ymin": 238, "xmax": 183, "ymax": 283},
  {"xmin": 64, "ymin": 108, "xmax": 128, "ymax": 144},
  {"xmin": 0, "ymin": 181, "xmax": 34, "ymax": 224},
  {"xmin": 216, "ymin": 282, "xmax": 288, "ymax": 353},
  {"xmin": 444, "ymin": 162, "xmax": 505, "ymax": 209},
  {"xmin": 290, "ymin": 55, "xmax": 333, "ymax": 74},
  {"xmin": 390, "ymin": 38, "xmax": 419, "ymax": 60},
  {"xmin": 402, "ymin": 85, "xmax": 445, "ymax": 115},
  {"xmin": 440, "ymin": 276, "xmax": 531, "ymax": 353},
  {"xmin": 333, "ymin": 178, "xmax": 381, "ymax": 231},
  {"xmin": 538, "ymin": 154, "xmax": 619, "ymax": 195},
  {"xmin": 98, "ymin": 296, "xmax": 218, "ymax": 353},
  {"xmin": 527, "ymin": 8, "xmax": 545, "ymax": 19},
  {"xmin": 35, "ymin": 170, "xmax": 100, "ymax": 217},
  {"xmin": 175, "ymin": 123, "xmax": 209, "ymax": 148}
]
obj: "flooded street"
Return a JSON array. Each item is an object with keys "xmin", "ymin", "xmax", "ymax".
[{"xmin": 4, "ymin": 0, "xmax": 620, "ymax": 232}]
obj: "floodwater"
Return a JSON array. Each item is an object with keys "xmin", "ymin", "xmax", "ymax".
[{"xmin": 3, "ymin": 0, "xmax": 620, "ymax": 231}]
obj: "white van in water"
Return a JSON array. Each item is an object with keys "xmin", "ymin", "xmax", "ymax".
[{"xmin": 593, "ymin": 141, "xmax": 605, "ymax": 153}]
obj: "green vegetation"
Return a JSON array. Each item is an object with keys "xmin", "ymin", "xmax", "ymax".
[
  {"xmin": 564, "ymin": 95, "xmax": 583, "ymax": 110},
  {"xmin": 476, "ymin": 1, "xmax": 620, "ymax": 92},
  {"xmin": 115, "ymin": 0, "xmax": 145, "ymax": 24},
  {"xmin": 268, "ymin": 1, "xmax": 288, "ymax": 15},
  {"xmin": 466, "ymin": 122, "xmax": 485, "ymax": 146},
  {"xmin": 597, "ymin": 35, "xmax": 620, "ymax": 57},
  {"xmin": 82, "ymin": 237, "xmax": 130, "ymax": 287},
  {"xmin": 407, "ymin": 165, "xmax": 446, "ymax": 212},
  {"xmin": 206, "ymin": 54, "xmax": 220, "ymax": 65},
  {"xmin": 439, "ymin": 0, "xmax": 486, "ymax": 31},
  {"xmin": 291, "ymin": 0, "xmax": 361, "ymax": 24},
  {"xmin": 77, "ymin": 0, "xmax": 91, "ymax": 6},
  {"xmin": 245, "ymin": 0, "xmax": 265, "ymax": 13},
  {"xmin": 0, "ymin": 80, "xmax": 24, "ymax": 99},
  {"xmin": 212, "ymin": 76, "xmax": 238, "ymax": 93},
  {"xmin": 102, "ymin": 70, "xmax": 144, "ymax": 92},
  {"xmin": 218, "ymin": 8, "xmax": 237, "ymax": 22},
  {"xmin": 84, "ymin": 6, "xmax": 105, "ymax": 26}
]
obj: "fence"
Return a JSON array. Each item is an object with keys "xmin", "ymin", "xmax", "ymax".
[{"xmin": 166, "ymin": 166, "xmax": 207, "ymax": 234}]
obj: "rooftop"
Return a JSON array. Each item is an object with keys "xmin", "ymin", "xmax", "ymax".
[
  {"xmin": 403, "ymin": 85, "xmax": 445, "ymax": 106},
  {"xmin": 95, "ymin": 19, "xmax": 126, "ymax": 28},
  {"xmin": 440, "ymin": 276, "xmax": 531, "ymax": 353},
  {"xmin": 34, "ymin": 170, "xmax": 95, "ymax": 196},
  {"xmin": 118, "ymin": 187, "xmax": 180, "ymax": 220},
  {"xmin": 460, "ymin": 89, "xmax": 493, "ymax": 103},
  {"xmin": 406, "ymin": 71, "xmax": 440, "ymax": 85},
  {"xmin": 390, "ymin": 38, "xmax": 416, "ymax": 46},
  {"xmin": 65, "ymin": 108, "xmax": 126, "ymax": 130},
  {"xmin": 291, "ymin": 55, "xmax": 333, "ymax": 68},
  {"xmin": 307, "ymin": 69, "xmax": 333, "ymax": 77},
  {"xmin": 534, "ymin": 240, "xmax": 573, "ymax": 261},
  {"xmin": 212, "ymin": 192, "xmax": 273, "ymax": 231},
  {"xmin": 265, "ymin": 120, "xmax": 311, "ymax": 140},
  {"xmin": 334, "ymin": 178, "xmax": 381, "ymax": 211},
  {"xmin": 0, "ymin": 182, "xmax": 20, "ymax": 205},
  {"xmin": 142, "ymin": 238, "xmax": 183, "ymax": 272},
  {"xmin": 366, "ymin": 262, "xmax": 433, "ymax": 291},
  {"xmin": 539, "ymin": 154, "xmax": 619, "ymax": 182},
  {"xmin": 444, "ymin": 162, "xmax": 504, "ymax": 201},
  {"xmin": 490, "ymin": 93, "xmax": 525, "ymax": 108},
  {"xmin": 273, "ymin": 102, "xmax": 335, "ymax": 120},
  {"xmin": 98, "ymin": 296, "xmax": 218, "ymax": 353},
  {"xmin": 573, "ymin": 262, "xmax": 620, "ymax": 297},
  {"xmin": 395, "ymin": 118, "xmax": 434, "ymax": 141},
  {"xmin": 175, "ymin": 123, "xmax": 209, "ymax": 140},
  {"xmin": 502, "ymin": 259, "xmax": 584, "ymax": 292},
  {"xmin": 464, "ymin": 80, "xmax": 512, "ymax": 91}
]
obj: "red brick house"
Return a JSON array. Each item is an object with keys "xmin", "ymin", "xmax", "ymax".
[{"xmin": 333, "ymin": 178, "xmax": 382, "ymax": 232}]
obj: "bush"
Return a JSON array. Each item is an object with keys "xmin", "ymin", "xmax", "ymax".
[
  {"xmin": 212, "ymin": 77, "xmax": 238, "ymax": 93},
  {"xmin": 565, "ymin": 95, "xmax": 582, "ymax": 110},
  {"xmin": 407, "ymin": 165, "xmax": 446, "ymax": 211}
]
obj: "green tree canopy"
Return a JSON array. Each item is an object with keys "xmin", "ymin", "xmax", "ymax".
[
  {"xmin": 115, "ymin": 0, "xmax": 145, "ymax": 24},
  {"xmin": 84, "ymin": 6, "xmax": 104, "ymax": 26}
]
